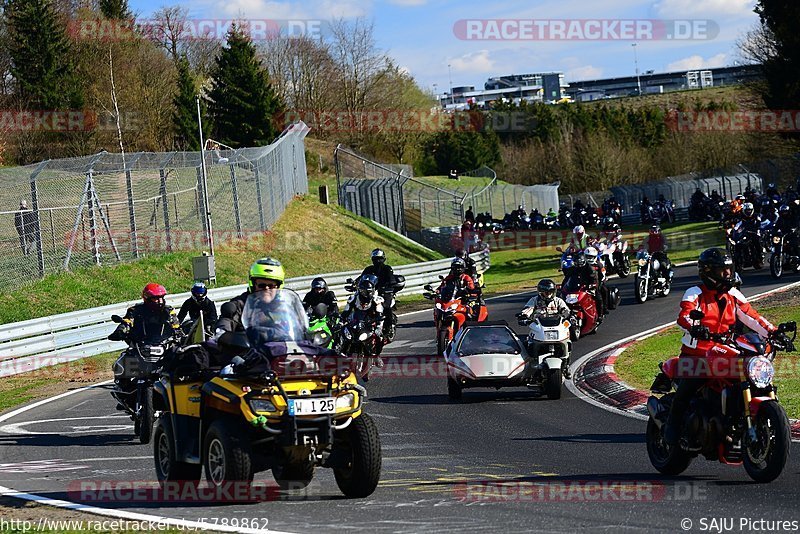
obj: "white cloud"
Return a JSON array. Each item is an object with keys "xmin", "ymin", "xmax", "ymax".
[
  {"xmin": 198, "ymin": 0, "xmax": 369, "ymax": 19},
  {"xmin": 666, "ymin": 52, "xmax": 727, "ymax": 71},
  {"xmin": 653, "ymin": 0, "xmax": 755, "ymax": 18},
  {"xmin": 449, "ymin": 50, "xmax": 495, "ymax": 74},
  {"xmin": 566, "ymin": 65, "xmax": 603, "ymax": 81}
]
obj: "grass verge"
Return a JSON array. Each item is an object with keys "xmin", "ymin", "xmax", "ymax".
[
  {"xmin": 615, "ymin": 287, "xmax": 800, "ymax": 419},
  {"xmin": 0, "ymin": 196, "xmax": 441, "ymax": 323}
]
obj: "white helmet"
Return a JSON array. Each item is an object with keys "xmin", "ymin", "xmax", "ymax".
[
  {"xmin": 585, "ymin": 246, "xmax": 599, "ymax": 263},
  {"xmin": 573, "ymin": 225, "xmax": 585, "ymax": 235}
]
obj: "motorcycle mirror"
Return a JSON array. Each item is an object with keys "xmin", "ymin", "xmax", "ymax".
[
  {"xmin": 439, "ymin": 275, "xmax": 444, "ymax": 280},
  {"xmin": 424, "ymin": 284, "xmax": 433, "ymax": 291},
  {"xmin": 556, "ymin": 246, "xmax": 563, "ymax": 252},
  {"xmin": 231, "ymin": 356, "xmax": 246, "ymax": 366},
  {"xmin": 111, "ymin": 314, "xmax": 123, "ymax": 323},
  {"xmin": 689, "ymin": 310, "xmax": 705, "ymax": 321}
]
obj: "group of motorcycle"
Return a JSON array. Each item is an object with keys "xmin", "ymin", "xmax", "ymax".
[{"xmin": 640, "ymin": 197, "xmax": 676, "ymax": 225}]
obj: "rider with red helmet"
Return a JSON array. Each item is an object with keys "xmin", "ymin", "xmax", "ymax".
[
  {"xmin": 108, "ymin": 283, "xmax": 181, "ymax": 343},
  {"xmin": 663, "ymin": 248, "xmax": 777, "ymax": 444}
]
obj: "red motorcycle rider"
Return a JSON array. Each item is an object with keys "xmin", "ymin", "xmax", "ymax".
[{"xmin": 663, "ymin": 248, "xmax": 777, "ymax": 445}]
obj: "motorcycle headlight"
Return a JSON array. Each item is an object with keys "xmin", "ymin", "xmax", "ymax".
[
  {"xmin": 773, "ymin": 236, "xmax": 781, "ymax": 244},
  {"xmin": 448, "ymin": 303, "xmax": 458, "ymax": 311},
  {"xmin": 565, "ymin": 294, "xmax": 579, "ymax": 304},
  {"xmin": 435, "ymin": 303, "xmax": 443, "ymax": 310},
  {"xmin": 249, "ymin": 399, "xmax": 277, "ymax": 413},
  {"xmin": 358, "ymin": 332, "xmax": 370, "ymax": 341},
  {"xmin": 638, "ymin": 258, "xmax": 647, "ymax": 266},
  {"xmin": 652, "ymin": 259, "xmax": 660, "ymax": 271},
  {"xmin": 747, "ymin": 356, "xmax": 775, "ymax": 388},
  {"xmin": 336, "ymin": 393, "xmax": 356, "ymax": 410}
]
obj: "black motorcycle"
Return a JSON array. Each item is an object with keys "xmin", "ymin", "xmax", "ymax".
[
  {"xmin": 339, "ymin": 312, "xmax": 383, "ymax": 380},
  {"xmin": 728, "ymin": 222, "xmax": 764, "ymax": 273},
  {"xmin": 769, "ymin": 228, "xmax": 800, "ymax": 279},
  {"xmin": 633, "ymin": 251, "xmax": 673, "ymax": 303},
  {"xmin": 110, "ymin": 316, "xmax": 183, "ymax": 444}
]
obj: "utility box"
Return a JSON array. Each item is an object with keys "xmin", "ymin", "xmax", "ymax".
[{"xmin": 192, "ymin": 253, "xmax": 216, "ymax": 284}]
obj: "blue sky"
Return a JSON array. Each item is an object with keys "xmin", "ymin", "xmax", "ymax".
[{"xmin": 131, "ymin": 0, "xmax": 760, "ymax": 93}]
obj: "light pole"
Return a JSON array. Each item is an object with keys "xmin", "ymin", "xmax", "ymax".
[
  {"xmin": 448, "ymin": 63, "xmax": 453, "ymax": 105},
  {"xmin": 632, "ymin": 43, "xmax": 642, "ymax": 95},
  {"xmin": 433, "ymin": 83, "xmax": 439, "ymax": 107},
  {"xmin": 196, "ymin": 95, "xmax": 214, "ymax": 256}
]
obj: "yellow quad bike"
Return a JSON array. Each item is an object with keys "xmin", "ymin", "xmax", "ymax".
[{"xmin": 152, "ymin": 289, "xmax": 381, "ymax": 498}]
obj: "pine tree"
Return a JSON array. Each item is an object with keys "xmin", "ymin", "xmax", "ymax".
[
  {"xmin": 207, "ymin": 25, "xmax": 284, "ymax": 147},
  {"xmin": 5, "ymin": 0, "xmax": 83, "ymax": 109},
  {"xmin": 97, "ymin": 0, "xmax": 131, "ymax": 20},
  {"xmin": 172, "ymin": 55, "xmax": 207, "ymax": 150}
]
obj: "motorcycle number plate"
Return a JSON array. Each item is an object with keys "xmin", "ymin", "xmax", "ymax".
[
  {"xmin": 288, "ymin": 397, "xmax": 335, "ymax": 416},
  {"xmin": 544, "ymin": 330, "xmax": 559, "ymax": 341}
]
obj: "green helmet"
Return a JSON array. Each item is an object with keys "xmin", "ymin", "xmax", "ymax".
[{"xmin": 248, "ymin": 257, "xmax": 285, "ymax": 291}]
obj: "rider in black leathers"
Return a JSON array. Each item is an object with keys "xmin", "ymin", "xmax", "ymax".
[{"xmin": 361, "ymin": 248, "xmax": 395, "ymax": 340}]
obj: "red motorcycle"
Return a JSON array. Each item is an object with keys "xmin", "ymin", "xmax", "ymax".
[
  {"xmin": 423, "ymin": 279, "xmax": 488, "ymax": 355},
  {"xmin": 558, "ymin": 274, "xmax": 600, "ymax": 341},
  {"xmin": 646, "ymin": 310, "xmax": 797, "ymax": 482}
]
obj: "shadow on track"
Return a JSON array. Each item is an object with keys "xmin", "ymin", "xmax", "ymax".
[{"xmin": 512, "ymin": 432, "xmax": 646, "ymax": 444}]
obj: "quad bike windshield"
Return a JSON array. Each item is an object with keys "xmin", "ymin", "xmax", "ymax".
[{"xmin": 241, "ymin": 289, "xmax": 310, "ymax": 348}]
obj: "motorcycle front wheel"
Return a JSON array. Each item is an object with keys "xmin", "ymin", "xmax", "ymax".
[
  {"xmin": 618, "ymin": 255, "xmax": 631, "ymax": 278},
  {"xmin": 743, "ymin": 401, "xmax": 790, "ymax": 483},
  {"xmin": 137, "ymin": 386, "xmax": 154, "ymax": 445},
  {"xmin": 634, "ymin": 275, "xmax": 648, "ymax": 304},
  {"xmin": 770, "ymin": 252, "xmax": 783, "ymax": 279},
  {"xmin": 646, "ymin": 416, "xmax": 692, "ymax": 475}
]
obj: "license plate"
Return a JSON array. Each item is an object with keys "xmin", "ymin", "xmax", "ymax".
[{"xmin": 288, "ymin": 397, "xmax": 335, "ymax": 416}]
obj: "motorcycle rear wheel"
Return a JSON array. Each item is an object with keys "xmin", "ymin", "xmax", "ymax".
[{"xmin": 743, "ymin": 401, "xmax": 790, "ymax": 483}]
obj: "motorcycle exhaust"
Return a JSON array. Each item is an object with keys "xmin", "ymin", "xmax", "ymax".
[{"xmin": 646, "ymin": 396, "xmax": 665, "ymax": 427}]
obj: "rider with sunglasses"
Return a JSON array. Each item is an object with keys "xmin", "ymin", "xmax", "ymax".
[{"xmin": 213, "ymin": 258, "xmax": 286, "ymax": 336}]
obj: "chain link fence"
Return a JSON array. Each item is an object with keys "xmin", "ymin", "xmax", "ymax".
[
  {"xmin": 0, "ymin": 122, "xmax": 309, "ymax": 290},
  {"xmin": 334, "ymin": 145, "xmax": 560, "ymax": 237}
]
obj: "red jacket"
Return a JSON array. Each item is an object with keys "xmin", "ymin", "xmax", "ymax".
[
  {"xmin": 677, "ymin": 284, "xmax": 775, "ymax": 358},
  {"xmin": 441, "ymin": 273, "xmax": 476, "ymax": 292},
  {"xmin": 641, "ymin": 233, "xmax": 666, "ymax": 253}
]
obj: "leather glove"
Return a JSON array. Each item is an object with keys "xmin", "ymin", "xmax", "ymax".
[{"xmin": 690, "ymin": 324, "xmax": 710, "ymax": 340}]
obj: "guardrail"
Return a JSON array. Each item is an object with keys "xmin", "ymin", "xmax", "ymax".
[{"xmin": 0, "ymin": 250, "xmax": 489, "ymax": 377}]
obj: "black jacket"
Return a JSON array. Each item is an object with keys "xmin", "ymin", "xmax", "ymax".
[
  {"xmin": 108, "ymin": 303, "xmax": 181, "ymax": 344},
  {"xmin": 303, "ymin": 290, "xmax": 339, "ymax": 315},
  {"xmin": 361, "ymin": 264, "xmax": 395, "ymax": 292},
  {"xmin": 178, "ymin": 296, "xmax": 218, "ymax": 326},
  {"xmin": 214, "ymin": 291, "xmax": 249, "ymax": 333}
]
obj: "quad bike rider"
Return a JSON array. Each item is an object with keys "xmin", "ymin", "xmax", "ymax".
[
  {"xmin": 152, "ymin": 287, "xmax": 382, "ymax": 497},
  {"xmin": 170, "ymin": 258, "xmax": 286, "ymax": 376}
]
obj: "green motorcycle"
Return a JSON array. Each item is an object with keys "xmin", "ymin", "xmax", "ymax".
[{"xmin": 308, "ymin": 303, "xmax": 340, "ymax": 350}]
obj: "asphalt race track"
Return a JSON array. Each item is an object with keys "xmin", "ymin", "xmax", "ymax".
[{"xmin": 1, "ymin": 265, "xmax": 800, "ymax": 533}]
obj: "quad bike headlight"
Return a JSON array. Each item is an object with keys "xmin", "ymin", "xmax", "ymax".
[
  {"xmin": 747, "ymin": 356, "xmax": 775, "ymax": 389},
  {"xmin": 336, "ymin": 393, "xmax": 356, "ymax": 410},
  {"xmin": 249, "ymin": 399, "xmax": 277, "ymax": 413}
]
